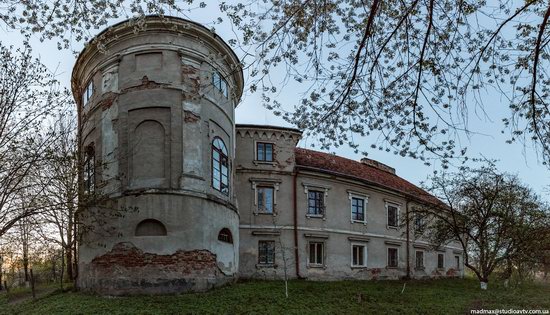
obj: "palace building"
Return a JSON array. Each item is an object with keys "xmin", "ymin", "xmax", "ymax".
[{"xmin": 72, "ymin": 16, "xmax": 463, "ymax": 295}]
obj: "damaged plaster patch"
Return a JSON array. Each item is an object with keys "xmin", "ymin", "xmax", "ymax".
[
  {"xmin": 83, "ymin": 242, "xmax": 228, "ymax": 295},
  {"xmin": 184, "ymin": 110, "xmax": 200, "ymax": 123}
]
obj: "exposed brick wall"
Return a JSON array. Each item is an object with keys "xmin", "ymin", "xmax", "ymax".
[{"xmin": 80, "ymin": 242, "xmax": 229, "ymax": 295}]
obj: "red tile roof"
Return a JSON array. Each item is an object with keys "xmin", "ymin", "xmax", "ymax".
[{"xmin": 294, "ymin": 148, "xmax": 443, "ymax": 206}]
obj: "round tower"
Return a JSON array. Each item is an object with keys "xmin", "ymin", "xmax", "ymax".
[{"xmin": 71, "ymin": 16, "xmax": 243, "ymax": 295}]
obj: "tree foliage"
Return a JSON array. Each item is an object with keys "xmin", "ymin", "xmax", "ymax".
[
  {"xmin": 0, "ymin": 42, "xmax": 69, "ymax": 237},
  {"xmin": 3, "ymin": 1, "xmax": 550, "ymax": 167},
  {"xmin": 221, "ymin": 0, "xmax": 550, "ymax": 167},
  {"xmin": 420, "ymin": 163, "xmax": 550, "ymax": 286}
]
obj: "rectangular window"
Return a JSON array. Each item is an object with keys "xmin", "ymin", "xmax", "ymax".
[
  {"xmin": 438, "ymin": 253, "xmax": 445, "ymax": 269},
  {"xmin": 257, "ymin": 186, "xmax": 274, "ymax": 213},
  {"xmin": 308, "ymin": 242, "xmax": 324, "ymax": 266},
  {"xmin": 84, "ymin": 146, "xmax": 95, "ymax": 193},
  {"xmin": 387, "ymin": 248, "xmax": 398, "ymax": 268},
  {"xmin": 258, "ymin": 241, "xmax": 275, "ymax": 265},
  {"xmin": 82, "ymin": 80, "xmax": 93, "ymax": 106},
  {"xmin": 415, "ymin": 251, "xmax": 424, "ymax": 269},
  {"xmin": 307, "ymin": 190, "xmax": 324, "ymax": 215},
  {"xmin": 351, "ymin": 244, "xmax": 366, "ymax": 267},
  {"xmin": 414, "ymin": 214, "xmax": 425, "ymax": 232},
  {"xmin": 387, "ymin": 204, "xmax": 399, "ymax": 227},
  {"xmin": 455, "ymin": 255, "xmax": 460, "ymax": 269},
  {"xmin": 351, "ymin": 197, "xmax": 365, "ymax": 222},
  {"xmin": 256, "ymin": 142, "xmax": 274, "ymax": 162},
  {"xmin": 212, "ymin": 70, "xmax": 229, "ymax": 97}
]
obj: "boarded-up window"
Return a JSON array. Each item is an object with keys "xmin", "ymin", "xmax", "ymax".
[
  {"xmin": 136, "ymin": 52, "xmax": 162, "ymax": 71},
  {"xmin": 133, "ymin": 120, "xmax": 165, "ymax": 180},
  {"xmin": 135, "ymin": 219, "xmax": 167, "ymax": 236}
]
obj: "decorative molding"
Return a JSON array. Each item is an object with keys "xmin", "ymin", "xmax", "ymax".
[
  {"xmin": 251, "ymin": 230, "xmax": 281, "ymax": 236},
  {"xmin": 303, "ymin": 233, "xmax": 329, "ymax": 239},
  {"xmin": 384, "ymin": 240, "xmax": 402, "ymax": 246},
  {"xmin": 348, "ymin": 236, "xmax": 370, "ymax": 242}
]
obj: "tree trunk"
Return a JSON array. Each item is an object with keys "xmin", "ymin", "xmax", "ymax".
[
  {"xmin": 23, "ymin": 252, "xmax": 29, "ymax": 282},
  {"xmin": 60, "ymin": 248, "xmax": 64, "ymax": 290},
  {"xmin": 65, "ymin": 246, "xmax": 73, "ymax": 281}
]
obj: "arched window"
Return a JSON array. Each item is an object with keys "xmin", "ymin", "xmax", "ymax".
[
  {"xmin": 212, "ymin": 137, "xmax": 229, "ymax": 195},
  {"xmin": 135, "ymin": 219, "xmax": 167, "ymax": 236},
  {"xmin": 218, "ymin": 228, "xmax": 233, "ymax": 243}
]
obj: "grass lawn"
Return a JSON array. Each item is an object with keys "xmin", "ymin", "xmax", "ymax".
[{"xmin": 1, "ymin": 278, "xmax": 549, "ymax": 314}]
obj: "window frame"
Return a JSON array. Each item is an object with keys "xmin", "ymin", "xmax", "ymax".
[
  {"xmin": 258, "ymin": 240, "xmax": 275, "ymax": 265},
  {"xmin": 349, "ymin": 194, "xmax": 368, "ymax": 224},
  {"xmin": 256, "ymin": 142, "xmax": 274, "ymax": 162},
  {"xmin": 386, "ymin": 203, "xmax": 400, "ymax": 228},
  {"xmin": 256, "ymin": 185, "xmax": 275, "ymax": 214},
  {"xmin": 82, "ymin": 80, "xmax": 94, "ymax": 107},
  {"xmin": 83, "ymin": 145, "xmax": 95, "ymax": 194},
  {"xmin": 211, "ymin": 137, "xmax": 229, "ymax": 195},
  {"xmin": 414, "ymin": 213, "xmax": 426, "ymax": 233},
  {"xmin": 351, "ymin": 243, "xmax": 367, "ymax": 268},
  {"xmin": 387, "ymin": 247, "xmax": 399, "ymax": 268},
  {"xmin": 308, "ymin": 241, "xmax": 325, "ymax": 267},
  {"xmin": 307, "ymin": 190, "xmax": 325, "ymax": 216},
  {"xmin": 455, "ymin": 255, "xmax": 460, "ymax": 269},
  {"xmin": 211, "ymin": 70, "xmax": 229, "ymax": 98},
  {"xmin": 437, "ymin": 253, "xmax": 445, "ymax": 269},
  {"xmin": 415, "ymin": 250, "xmax": 424, "ymax": 269}
]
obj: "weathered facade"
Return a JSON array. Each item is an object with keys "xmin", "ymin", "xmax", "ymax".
[
  {"xmin": 73, "ymin": 16, "xmax": 463, "ymax": 295},
  {"xmin": 235, "ymin": 125, "xmax": 464, "ymax": 281},
  {"xmin": 72, "ymin": 16, "xmax": 243, "ymax": 295}
]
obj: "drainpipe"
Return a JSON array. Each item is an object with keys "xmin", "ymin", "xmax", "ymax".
[
  {"xmin": 405, "ymin": 199, "xmax": 411, "ymax": 280},
  {"xmin": 293, "ymin": 170, "xmax": 302, "ymax": 279}
]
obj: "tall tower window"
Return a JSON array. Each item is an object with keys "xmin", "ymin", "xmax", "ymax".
[
  {"xmin": 212, "ymin": 137, "xmax": 229, "ymax": 195},
  {"xmin": 212, "ymin": 71, "xmax": 229, "ymax": 97},
  {"xmin": 83, "ymin": 145, "xmax": 95, "ymax": 194},
  {"xmin": 82, "ymin": 80, "xmax": 94, "ymax": 106}
]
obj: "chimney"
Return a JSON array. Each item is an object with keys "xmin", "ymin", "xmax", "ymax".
[{"xmin": 360, "ymin": 158, "xmax": 396, "ymax": 175}]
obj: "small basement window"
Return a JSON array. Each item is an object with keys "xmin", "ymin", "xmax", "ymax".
[
  {"xmin": 218, "ymin": 228, "xmax": 233, "ymax": 243},
  {"xmin": 135, "ymin": 219, "xmax": 167, "ymax": 236}
]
